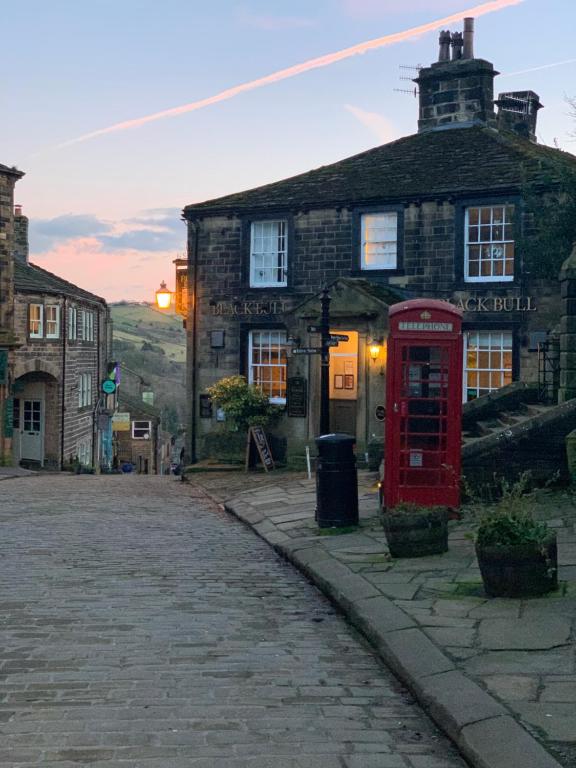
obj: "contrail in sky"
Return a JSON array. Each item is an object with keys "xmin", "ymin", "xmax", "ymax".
[
  {"xmin": 501, "ymin": 58, "xmax": 576, "ymax": 78},
  {"xmin": 58, "ymin": 0, "xmax": 522, "ymax": 149}
]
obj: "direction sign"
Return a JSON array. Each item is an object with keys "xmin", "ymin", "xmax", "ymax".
[
  {"xmin": 307, "ymin": 325, "xmax": 321, "ymax": 333},
  {"xmin": 326, "ymin": 340, "xmax": 340, "ymax": 347},
  {"xmin": 330, "ymin": 334, "xmax": 349, "ymax": 342},
  {"xmin": 292, "ymin": 347, "xmax": 322, "ymax": 355}
]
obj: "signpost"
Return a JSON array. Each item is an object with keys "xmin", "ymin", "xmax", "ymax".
[{"xmin": 292, "ymin": 347, "xmax": 321, "ymax": 355}]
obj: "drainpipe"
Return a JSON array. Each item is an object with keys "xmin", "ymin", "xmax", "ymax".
[
  {"xmin": 92, "ymin": 305, "xmax": 102, "ymax": 470},
  {"xmin": 189, "ymin": 220, "xmax": 200, "ymax": 464},
  {"xmin": 60, "ymin": 297, "xmax": 67, "ymax": 469}
]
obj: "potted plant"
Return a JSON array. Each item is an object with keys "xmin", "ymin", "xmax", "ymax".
[
  {"xmin": 474, "ymin": 474, "xmax": 558, "ymax": 598},
  {"xmin": 382, "ymin": 502, "xmax": 449, "ymax": 558}
]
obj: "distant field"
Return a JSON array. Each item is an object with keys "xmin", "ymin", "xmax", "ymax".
[{"xmin": 111, "ymin": 302, "xmax": 186, "ymax": 362}]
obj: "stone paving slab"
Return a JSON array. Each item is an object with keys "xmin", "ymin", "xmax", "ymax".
[{"xmin": 213, "ymin": 471, "xmax": 576, "ymax": 768}]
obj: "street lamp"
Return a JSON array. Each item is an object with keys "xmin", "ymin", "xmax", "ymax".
[{"xmin": 155, "ymin": 281, "xmax": 172, "ymax": 310}]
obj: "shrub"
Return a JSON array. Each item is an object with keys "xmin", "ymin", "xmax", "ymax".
[{"xmin": 206, "ymin": 376, "xmax": 281, "ymax": 432}]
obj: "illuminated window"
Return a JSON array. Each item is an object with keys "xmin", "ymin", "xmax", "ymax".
[
  {"xmin": 78, "ymin": 373, "xmax": 92, "ymax": 408},
  {"xmin": 361, "ymin": 212, "xmax": 398, "ymax": 270},
  {"xmin": 248, "ymin": 330, "xmax": 288, "ymax": 404},
  {"xmin": 68, "ymin": 306, "xmax": 77, "ymax": 340},
  {"xmin": 464, "ymin": 331, "xmax": 513, "ymax": 401},
  {"xmin": 29, "ymin": 304, "xmax": 43, "ymax": 338},
  {"xmin": 250, "ymin": 221, "xmax": 287, "ymax": 287},
  {"xmin": 45, "ymin": 305, "xmax": 60, "ymax": 338},
  {"xmin": 465, "ymin": 205, "xmax": 514, "ymax": 282},
  {"xmin": 132, "ymin": 420, "xmax": 151, "ymax": 439}
]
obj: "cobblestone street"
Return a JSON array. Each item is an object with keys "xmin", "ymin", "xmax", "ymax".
[{"xmin": 0, "ymin": 475, "xmax": 467, "ymax": 768}]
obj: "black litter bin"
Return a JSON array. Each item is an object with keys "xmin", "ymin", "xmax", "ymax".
[{"xmin": 315, "ymin": 433, "xmax": 359, "ymax": 528}]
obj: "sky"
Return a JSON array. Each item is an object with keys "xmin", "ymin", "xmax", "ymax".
[{"xmin": 3, "ymin": 0, "xmax": 575, "ymax": 302}]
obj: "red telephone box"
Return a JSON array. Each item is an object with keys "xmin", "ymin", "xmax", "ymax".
[{"xmin": 384, "ymin": 299, "xmax": 463, "ymax": 510}]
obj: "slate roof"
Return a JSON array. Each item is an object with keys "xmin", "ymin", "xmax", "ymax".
[
  {"xmin": 184, "ymin": 126, "xmax": 576, "ymax": 217},
  {"xmin": 14, "ymin": 260, "xmax": 107, "ymax": 305},
  {"xmin": 0, "ymin": 163, "xmax": 24, "ymax": 179},
  {"xmin": 118, "ymin": 391, "xmax": 160, "ymax": 420}
]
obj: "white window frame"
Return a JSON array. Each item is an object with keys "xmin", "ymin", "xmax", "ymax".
[
  {"xmin": 248, "ymin": 330, "xmax": 288, "ymax": 405},
  {"xmin": 132, "ymin": 420, "xmax": 151, "ymax": 439},
  {"xmin": 463, "ymin": 331, "xmax": 513, "ymax": 402},
  {"xmin": 249, "ymin": 220, "xmax": 288, "ymax": 288},
  {"xmin": 45, "ymin": 305, "xmax": 60, "ymax": 339},
  {"xmin": 464, "ymin": 205, "xmax": 515, "ymax": 283},
  {"xmin": 68, "ymin": 306, "xmax": 77, "ymax": 340},
  {"xmin": 78, "ymin": 373, "xmax": 92, "ymax": 408},
  {"xmin": 29, "ymin": 303, "xmax": 44, "ymax": 338},
  {"xmin": 79, "ymin": 310, "xmax": 94, "ymax": 342},
  {"xmin": 360, "ymin": 212, "xmax": 398, "ymax": 270}
]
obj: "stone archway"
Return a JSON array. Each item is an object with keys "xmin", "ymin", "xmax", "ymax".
[{"xmin": 13, "ymin": 370, "xmax": 60, "ymax": 469}]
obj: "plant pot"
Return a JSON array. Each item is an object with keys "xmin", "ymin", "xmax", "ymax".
[
  {"xmin": 475, "ymin": 533, "xmax": 558, "ymax": 598},
  {"xmin": 382, "ymin": 508, "xmax": 449, "ymax": 558}
]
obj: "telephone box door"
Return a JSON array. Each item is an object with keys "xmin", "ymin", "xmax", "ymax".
[{"xmin": 384, "ymin": 300, "xmax": 463, "ymax": 510}]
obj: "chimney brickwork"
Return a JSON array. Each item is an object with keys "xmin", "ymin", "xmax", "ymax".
[
  {"xmin": 13, "ymin": 205, "xmax": 29, "ymax": 264},
  {"xmin": 496, "ymin": 91, "xmax": 543, "ymax": 142}
]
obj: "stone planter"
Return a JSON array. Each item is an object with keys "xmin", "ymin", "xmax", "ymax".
[
  {"xmin": 382, "ymin": 508, "xmax": 449, "ymax": 558},
  {"xmin": 475, "ymin": 533, "xmax": 558, "ymax": 598}
]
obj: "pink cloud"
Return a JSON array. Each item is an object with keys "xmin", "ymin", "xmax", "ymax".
[{"xmin": 31, "ymin": 237, "xmax": 174, "ymax": 303}]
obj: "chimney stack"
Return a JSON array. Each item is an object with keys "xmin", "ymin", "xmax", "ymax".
[
  {"xmin": 13, "ymin": 204, "xmax": 29, "ymax": 264},
  {"xmin": 496, "ymin": 91, "xmax": 543, "ymax": 142},
  {"xmin": 415, "ymin": 17, "xmax": 498, "ymax": 133},
  {"xmin": 463, "ymin": 18, "xmax": 474, "ymax": 59}
]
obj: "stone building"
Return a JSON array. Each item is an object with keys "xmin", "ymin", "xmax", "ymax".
[
  {"xmin": 181, "ymin": 19, "xmax": 576, "ymax": 463},
  {"xmin": 11, "ymin": 207, "xmax": 112, "ymax": 469},
  {"xmin": 0, "ymin": 163, "xmax": 24, "ymax": 465}
]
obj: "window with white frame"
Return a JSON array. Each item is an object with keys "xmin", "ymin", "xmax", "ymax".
[
  {"xmin": 80, "ymin": 310, "xmax": 95, "ymax": 342},
  {"xmin": 29, "ymin": 304, "xmax": 43, "ymax": 338},
  {"xmin": 250, "ymin": 220, "xmax": 288, "ymax": 287},
  {"xmin": 78, "ymin": 372, "xmax": 92, "ymax": 408},
  {"xmin": 248, "ymin": 330, "xmax": 288, "ymax": 404},
  {"xmin": 45, "ymin": 305, "xmax": 60, "ymax": 338},
  {"xmin": 360, "ymin": 212, "xmax": 398, "ymax": 270},
  {"xmin": 465, "ymin": 205, "xmax": 514, "ymax": 282},
  {"xmin": 132, "ymin": 420, "xmax": 151, "ymax": 439},
  {"xmin": 464, "ymin": 331, "xmax": 513, "ymax": 401},
  {"xmin": 68, "ymin": 306, "xmax": 77, "ymax": 340}
]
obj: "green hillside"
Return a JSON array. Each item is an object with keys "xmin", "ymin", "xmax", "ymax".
[{"xmin": 110, "ymin": 302, "xmax": 187, "ymax": 434}]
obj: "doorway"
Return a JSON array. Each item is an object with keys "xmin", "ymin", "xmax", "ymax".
[{"xmin": 329, "ymin": 331, "xmax": 358, "ymax": 435}]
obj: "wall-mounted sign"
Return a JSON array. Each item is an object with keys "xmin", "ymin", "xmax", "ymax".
[
  {"xmin": 375, "ymin": 405, "xmax": 385, "ymax": 422},
  {"xmin": 102, "ymin": 379, "xmax": 117, "ymax": 394},
  {"xmin": 287, "ymin": 377, "xmax": 307, "ymax": 418},
  {"xmin": 112, "ymin": 412, "xmax": 130, "ymax": 432},
  {"xmin": 399, "ymin": 322, "xmax": 453, "ymax": 332},
  {"xmin": 210, "ymin": 300, "xmax": 288, "ymax": 316},
  {"xmin": 451, "ymin": 296, "xmax": 536, "ymax": 313},
  {"xmin": 199, "ymin": 394, "xmax": 213, "ymax": 419}
]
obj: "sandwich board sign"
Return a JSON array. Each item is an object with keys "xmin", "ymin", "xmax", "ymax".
[{"xmin": 246, "ymin": 426, "xmax": 275, "ymax": 472}]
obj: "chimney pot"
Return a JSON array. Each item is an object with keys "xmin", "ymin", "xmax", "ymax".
[
  {"xmin": 463, "ymin": 18, "xmax": 474, "ymax": 59},
  {"xmin": 438, "ymin": 30, "xmax": 451, "ymax": 62},
  {"xmin": 450, "ymin": 31, "xmax": 463, "ymax": 61},
  {"xmin": 14, "ymin": 204, "xmax": 22, "ymax": 217}
]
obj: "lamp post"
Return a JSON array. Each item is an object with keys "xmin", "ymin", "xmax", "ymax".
[{"xmin": 320, "ymin": 285, "xmax": 331, "ymax": 436}]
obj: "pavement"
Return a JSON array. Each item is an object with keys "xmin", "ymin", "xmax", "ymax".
[
  {"xmin": 192, "ymin": 469, "xmax": 576, "ymax": 768},
  {"xmin": 0, "ymin": 473, "xmax": 468, "ymax": 768}
]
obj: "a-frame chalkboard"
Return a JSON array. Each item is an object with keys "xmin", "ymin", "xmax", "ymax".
[{"xmin": 245, "ymin": 426, "xmax": 275, "ymax": 472}]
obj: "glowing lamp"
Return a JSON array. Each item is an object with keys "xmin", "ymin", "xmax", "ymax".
[
  {"xmin": 155, "ymin": 281, "xmax": 172, "ymax": 310},
  {"xmin": 369, "ymin": 342, "xmax": 381, "ymax": 362}
]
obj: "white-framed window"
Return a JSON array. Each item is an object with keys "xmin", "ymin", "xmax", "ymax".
[
  {"xmin": 80, "ymin": 310, "xmax": 95, "ymax": 342},
  {"xmin": 132, "ymin": 420, "xmax": 151, "ymax": 439},
  {"xmin": 78, "ymin": 372, "xmax": 92, "ymax": 408},
  {"xmin": 360, "ymin": 212, "xmax": 398, "ymax": 270},
  {"xmin": 464, "ymin": 331, "xmax": 513, "ymax": 401},
  {"xmin": 77, "ymin": 439, "xmax": 92, "ymax": 467},
  {"xmin": 29, "ymin": 304, "xmax": 43, "ymax": 338},
  {"xmin": 68, "ymin": 306, "xmax": 77, "ymax": 340},
  {"xmin": 465, "ymin": 205, "xmax": 514, "ymax": 282},
  {"xmin": 250, "ymin": 220, "xmax": 288, "ymax": 287},
  {"xmin": 248, "ymin": 330, "xmax": 288, "ymax": 404},
  {"xmin": 45, "ymin": 305, "xmax": 60, "ymax": 338}
]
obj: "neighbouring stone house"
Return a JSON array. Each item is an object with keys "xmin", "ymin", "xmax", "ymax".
[
  {"xmin": 114, "ymin": 391, "xmax": 162, "ymax": 474},
  {"xmin": 180, "ymin": 19, "xmax": 576, "ymax": 463},
  {"xmin": 11, "ymin": 206, "xmax": 112, "ymax": 470},
  {"xmin": 0, "ymin": 162, "xmax": 24, "ymax": 466}
]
